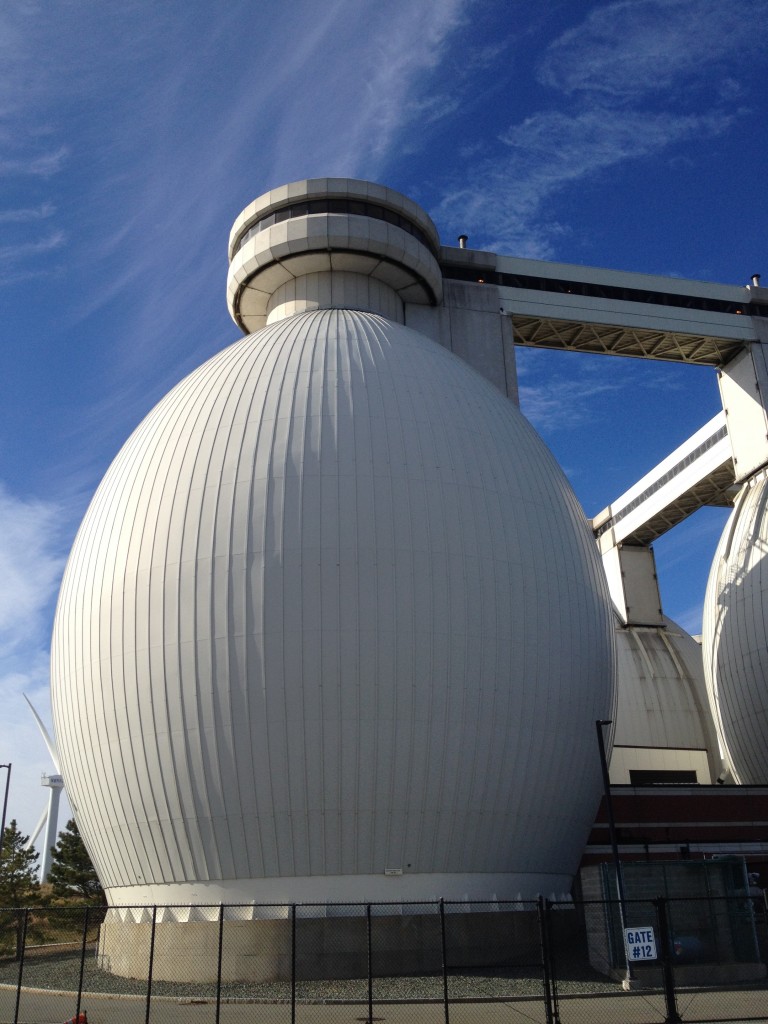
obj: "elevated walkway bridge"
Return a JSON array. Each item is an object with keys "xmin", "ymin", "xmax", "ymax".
[
  {"xmin": 440, "ymin": 246, "xmax": 766, "ymax": 365},
  {"xmin": 592, "ymin": 412, "xmax": 736, "ymax": 549},
  {"xmin": 437, "ymin": 246, "xmax": 768, "ymax": 625}
]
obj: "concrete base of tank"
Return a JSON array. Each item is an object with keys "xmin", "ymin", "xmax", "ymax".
[{"xmin": 96, "ymin": 907, "xmax": 542, "ymax": 983}]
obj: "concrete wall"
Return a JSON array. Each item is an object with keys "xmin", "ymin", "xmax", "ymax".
[
  {"xmin": 405, "ymin": 280, "xmax": 518, "ymax": 403},
  {"xmin": 97, "ymin": 910, "xmax": 540, "ymax": 983}
]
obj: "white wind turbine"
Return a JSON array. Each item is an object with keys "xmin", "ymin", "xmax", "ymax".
[{"xmin": 24, "ymin": 695, "xmax": 65, "ymax": 883}]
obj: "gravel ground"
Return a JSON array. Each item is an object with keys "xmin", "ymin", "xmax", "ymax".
[{"xmin": 0, "ymin": 950, "xmax": 620, "ymax": 1002}]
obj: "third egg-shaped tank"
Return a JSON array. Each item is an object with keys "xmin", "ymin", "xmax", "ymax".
[{"xmin": 703, "ymin": 471, "xmax": 768, "ymax": 784}]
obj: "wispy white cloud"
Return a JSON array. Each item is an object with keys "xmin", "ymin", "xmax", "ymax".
[
  {"xmin": 434, "ymin": 0, "xmax": 764, "ymax": 256},
  {"xmin": 403, "ymin": 93, "xmax": 462, "ymax": 129},
  {"xmin": 0, "ymin": 5, "xmax": 69, "ymax": 281},
  {"xmin": 499, "ymin": 108, "xmax": 735, "ymax": 167},
  {"xmin": 463, "ymin": 38, "xmax": 510, "ymax": 72},
  {"xmin": 0, "ymin": 146, "xmax": 68, "ymax": 177},
  {"xmin": 0, "ymin": 231, "xmax": 64, "ymax": 262},
  {"xmin": 437, "ymin": 106, "xmax": 735, "ymax": 256},
  {"xmin": 0, "ymin": 203, "xmax": 55, "ymax": 223},
  {"xmin": 259, "ymin": 0, "xmax": 470, "ymax": 181},
  {"xmin": 518, "ymin": 363, "xmax": 626, "ymax": 433},
  {"xmin": 515, "ymin": 343, "xmax": 700, "ymax": 440},
  {"xmin": 0, "ymin": 484, "xmax": 65, "ymax": 657},
  {"xmin": 56, "ymin": 0, "xmax": 474, "ymax": 389},
  {"xmin": 538, "ymin": 0, "xmax": 765, "ymax": 98}
]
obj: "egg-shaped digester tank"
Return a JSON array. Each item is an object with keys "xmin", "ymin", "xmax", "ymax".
[
  {"xmin": 612, "ymin": 616, "xmax": 722, "ymax": 784},
  {"xmin": 703, "ymin": 469, "xmax": 768, "ymax": 784},
  {"xmin": 51, "ymin": 179, "xmax": 616, "ymax": 912}
]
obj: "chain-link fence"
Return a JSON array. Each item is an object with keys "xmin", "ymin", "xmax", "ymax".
[{"xmin": 1, "ymin": 896, "xmax": 767, "ymax": 1024}]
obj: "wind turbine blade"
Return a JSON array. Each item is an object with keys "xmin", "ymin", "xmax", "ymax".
[
  {"xmin": 26, "ymin": 806, "xmax": 47, "ymax": 850},
  {"xmin": 23, "ymin": 694, "xmax": 61, "ymax": 773}
]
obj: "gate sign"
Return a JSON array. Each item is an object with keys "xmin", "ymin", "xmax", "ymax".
[{"xmin": 624, "ymin": 927, "xmax": 657, "ymax": 961}]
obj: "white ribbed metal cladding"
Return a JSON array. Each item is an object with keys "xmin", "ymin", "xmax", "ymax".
[
  {"xmin": 611, "ymin": 616, "xmax": 721, "ymax": 784},
  {"xmin": 51, "ymin": 309, "xmax": 615, "ymax": 902},
  {"xmin": 703, "ymin": 470, "xmax": 768, "ymax": 784}
]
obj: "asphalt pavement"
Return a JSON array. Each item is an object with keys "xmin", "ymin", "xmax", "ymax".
[{"xmin": 1, "ymin": 983, "xmax": 766, "ymax": 1024}]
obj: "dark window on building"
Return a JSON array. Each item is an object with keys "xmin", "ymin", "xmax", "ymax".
[
  {"xmin": 629, "ymin": 769, "xmax": 698, "ymax": 785},
  {"xmin": 234, "ymin": 199, "xmax": 437, "ymax": 258},
  {"xmin": 441, "ymin": 265, "xmax": 768, "ymax": 317}
]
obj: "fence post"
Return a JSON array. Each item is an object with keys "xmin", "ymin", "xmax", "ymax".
[
  {"xmin": 145, "ymin": 906, "xmax": 157, "ymax": 1024},
  {"xmin": 291, "ymin": 904, "xmax": 297, "ymax": 1024},
  {"xmin": 75, "ymin": 906, "xmax": 90, "ymax": 1020},
  {"xmin": 439, "ymin": 898, "xmax": 450, "ymax": 1024},
  {"xmin": 654, "ymin": 897, "xmax": 681, "ymax": 1024},
  {"xmin": 13, "ymin": 909, "xmax": 29, "ymax": 1024},
  {"xmin": 537, "ymin": 895, "xmax": 558, "ymax": 1024},
  {"xmin": 215, "ymin": 904, "xmax": 224, "ymax": 1024},
  {"xmin": 366, "ymin": 903, "xmax": 373, "ymax": 1024}
]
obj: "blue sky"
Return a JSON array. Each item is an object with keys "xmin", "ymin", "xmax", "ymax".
[{"xmin": 2, "ymin": 0, "xmax": 766, "ymax": 842}]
